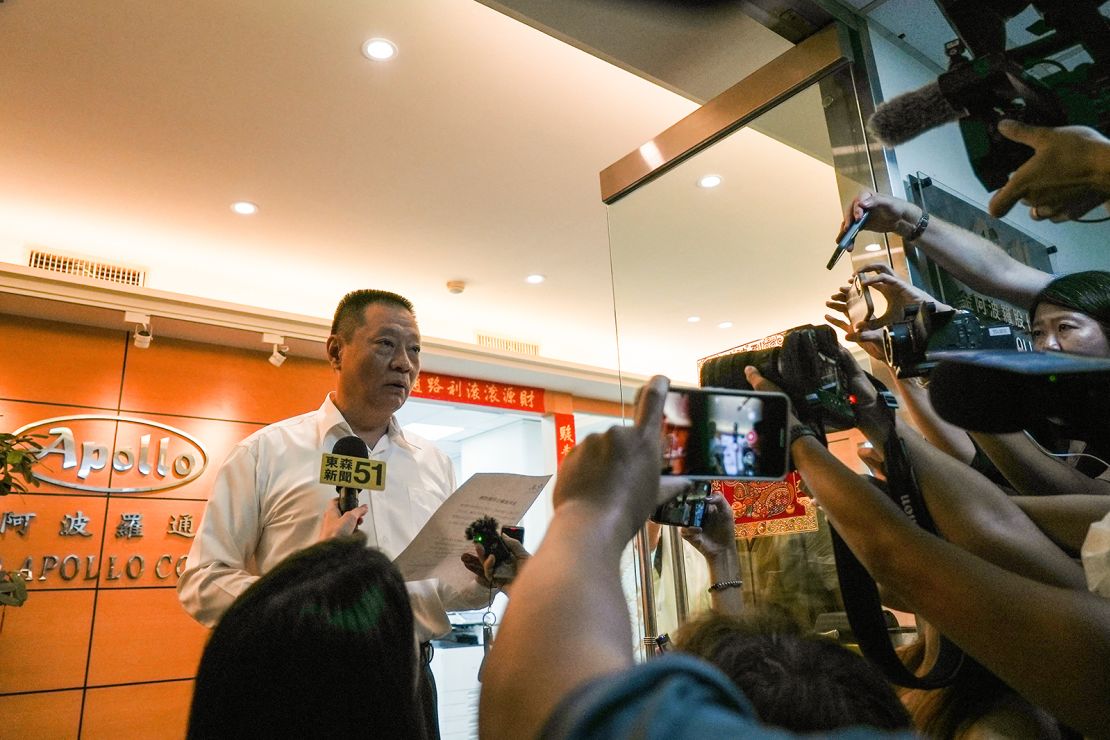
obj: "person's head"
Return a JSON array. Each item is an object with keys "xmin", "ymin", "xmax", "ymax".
[
  {"xmin": 673, "ymin": 611, "xmax": 910, "ymax": 732},
  {"xmin": 1029, "ymin": 271, "xmax": 1110, "ymax": 356},
  {"xmin": 187, "ymin": 534, "xmax": 422, "ymax": 739},
  {"xmin": 325, "ymin": 289, "xmax": 421, "ymax": 426}
]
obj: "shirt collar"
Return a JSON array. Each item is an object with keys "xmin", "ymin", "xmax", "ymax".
[{"xmin": 317, "ymin": 394, "xmax": 421, "ymax": 452}]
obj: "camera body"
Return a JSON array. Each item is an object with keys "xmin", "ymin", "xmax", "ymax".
[
  {"xmin": 700, "ymin": 324, "xmax": 855, "ymax": 433},
  {"xmin": 883, "ymin": 303, "xmax": 1032, "ymax": 378}
]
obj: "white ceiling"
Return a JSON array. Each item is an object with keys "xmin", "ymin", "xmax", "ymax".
[{"xmin": 0, "ymin": 0, "xmax": 850, "ymax": 390}]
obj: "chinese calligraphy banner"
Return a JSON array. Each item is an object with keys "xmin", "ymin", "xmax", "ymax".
[
  {"xmin": 554, "ymin": 413, "xmax": 576, "ymax": 467},
  {"xmin": 410, "ymin": 372, "xmax": 544, "ymax": 413}
]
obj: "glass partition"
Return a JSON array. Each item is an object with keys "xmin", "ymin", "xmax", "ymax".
[{"xmin": 604, "ymin": 52, "xmax": 898, "ymax": 656}]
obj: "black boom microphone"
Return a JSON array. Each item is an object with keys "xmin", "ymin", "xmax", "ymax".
[{"xmin": 332, "ymin": 435, "xmax": 369, "ymax": 513}]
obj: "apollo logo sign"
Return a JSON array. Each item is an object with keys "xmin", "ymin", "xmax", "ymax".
[{"xmin": 12, "ymin": 416, "xmax": 208, "ymax": 493}]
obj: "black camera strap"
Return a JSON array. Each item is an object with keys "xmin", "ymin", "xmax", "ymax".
[{"xmin": 830, "ymin": 381, "xmax": 966, "ymax": 688}]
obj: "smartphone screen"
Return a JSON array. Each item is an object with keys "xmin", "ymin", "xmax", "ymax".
[
  {"xmin": 660, "ymin": 387, "xmax": 790, "ymax": 481},
  {"xmin": 651, "ymin": 482, "xmax": 710, "ymax": 528},
  {"xmin": 846, "ymin": 273, "xmax": 875, "ymax": 328}
]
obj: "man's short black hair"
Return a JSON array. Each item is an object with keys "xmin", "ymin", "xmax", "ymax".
[{"xmin": 331, "ymin": 289, "xmax": 415, "ymax": 339}]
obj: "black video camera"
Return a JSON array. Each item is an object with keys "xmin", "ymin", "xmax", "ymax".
[
  {"xmin": 882, "ymin": 302, "xmax": 1032, "ymax": 378},
  {"xmin": 465, "ymin": 516, "xmax": 522, "ymax": 568},
  {"xmin": 700, "ymin": 324, "xmax": 855, "ymax": 434},
  {"xmin": 933, "ymin": 0, "xmax": 1109, "ymax": 190}
]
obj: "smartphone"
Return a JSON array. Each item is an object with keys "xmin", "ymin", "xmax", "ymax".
[
  {"xmin": 651, "ymin": 480, "xmax": 711, "ymax": 527},
  {"xmin": 659, "ymin": 386, "xmax": 791, "ymax": 481},
  {"xmin": 827, "ymin": 210, "xmax": 871, "ymax": 270},
  {"xmin": 846, "ymin": 273, "xmax": 876, "ymax": 328}
]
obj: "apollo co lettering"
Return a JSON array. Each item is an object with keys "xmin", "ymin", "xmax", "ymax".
[{"xmin": 12, "ymin": 415, "xmax": 209, "ymax": 493}]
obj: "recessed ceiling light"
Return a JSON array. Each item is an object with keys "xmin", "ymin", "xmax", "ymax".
[
  {"xmin": 697, "ymin": 175, "xmax": 723, "ymax": 189},
  {"xmin": 362, "ymin": 38, "xmax": 398, "ymax": 61},
  {"xmin": 231, "ymin": 201, "xmax": 258, "ymax": 215},
  {"xmin": 718, "ymin": 321, "xmax": 733, "ymax": 329},
  {"xmin": 863, "ymin": 242, "xmax": 883, "ymax": 253},
  {"xmin": 525, "ymin": 274, "xmax": 545, "ymax": 284},
  {"xmin": 687, "ymin": 316, "xmax": 701, "ymax": 323}
]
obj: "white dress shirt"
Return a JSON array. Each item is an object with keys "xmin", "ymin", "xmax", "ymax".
[{"xmin": 178, "ymin": 394, "xmax": 491, "ymax": 640}]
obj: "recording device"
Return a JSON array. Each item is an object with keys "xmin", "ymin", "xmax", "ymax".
[
  {"xmin": 867, "ymin": 0, "xmax": 1110, "ymax": 190},
  {"xmin": 332, "ymin": 435, "xmax": 369, "ymax": 513},
  {"xmin": 659, "ymin": 386, "xmax": 790, "ymax": 481},
  {"xmin": 882, "ymin": 302, "xmax": 1032, "ymax": 378},
  {"xmin": 651, "ymin": 481, "xmax": 711, "ymax": 528},
  {"xmin": 700, "ymin": 324, "xmax": 856, "ymax": 433},
  {"xmin": 928, "ymin": 349, "xmax": 1110, "ymax": 439},
  {"xmin": 827, "ymin": 210, "xmax": 871, "ymax": 271},
  {"xmin": 846, "ymin": 273, "xmax": 876, "ymax": 329},
  {"xmin": 465, "ymin": 516, "xmax": 522, "ymax": 567}
]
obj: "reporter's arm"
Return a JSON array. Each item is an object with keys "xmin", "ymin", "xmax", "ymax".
[
  {"xmin": 1014, "ymin": 494, "xmax": 1110, "ymax": 554},
  {"xmin": 790, "ymin": 436, "xmax": 1110, "ymax": 740},
  {"xmin": 680, "ymin": 492, "xmax": 743, "ymax": 615},
  {"xmin": 479, "ymin": 377, "xmax": 670, "ymax": 740},
  {"xmin": 847, "ymin": 193, "xmax": 1051, "ymax": 308},
  {"xmin": 971, "ymin": 431, "xmax": 1110, "ymax": 499}
]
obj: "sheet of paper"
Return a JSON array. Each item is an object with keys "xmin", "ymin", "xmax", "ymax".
[{"xmin": 393, "ymin": 472, "xmax": 551, "ymax": 591}]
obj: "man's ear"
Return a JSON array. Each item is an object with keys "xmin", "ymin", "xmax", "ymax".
[{"xmin": 325, "ymin": 335, "xmax": 342, "ymax": 369}]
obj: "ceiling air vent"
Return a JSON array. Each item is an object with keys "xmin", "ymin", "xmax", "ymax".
[
  {"xmin": 477, "ymin": 333, "xmax": 539, "ymax": 356},
  {"xmin": 28, "ymin": 249, "xmax": 146, "ymax": 287}
]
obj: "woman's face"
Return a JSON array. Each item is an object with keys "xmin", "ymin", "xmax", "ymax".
[{"xmin": 1031, "ymin": 303, "xmax": 1110, "ymax": 357}]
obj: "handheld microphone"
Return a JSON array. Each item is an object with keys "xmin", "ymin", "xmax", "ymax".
[
  {"xmin": 866, "ymin": 81, "xmax": 967, "ymax": 147},
  {"xmin": 332, "ymin": 435, "xmax": 369, "ymax": 513}
]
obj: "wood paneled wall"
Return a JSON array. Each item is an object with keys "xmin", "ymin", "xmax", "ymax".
[{"xmin": 0, "ymin": 313, "xmax": 335, "ymax": 739}]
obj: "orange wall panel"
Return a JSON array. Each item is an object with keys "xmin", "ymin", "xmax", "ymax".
[
  {"xmin": 0, "ymin": 688, "xmax": 82, "ymax": 739},
  {"xmin": 105, "ymin": 414, "xmax": 261, "ymax": 501},
  {"xmin": 0, "ymin": 494, "xmax": 107, "ymax": 590},
  {"xmin": 0, "ymin": 314, "xmax": 126, "ymax": 409},
  {"xmin": 0, "ymin": 401, "xmax": 119, "ymax": 495},
  {"xmin": 119, "ymin": 337, "xmax": 333, "ymax": 423},
  {"xmin": 98, "ymin": 498, "xmax": 207, "ymax": 588},
  {"xmin": 82, "ymin": 680, "xmax": 194, "ymax": 740},
  {"xmin": 0, "ymin": 590, "xmax": 94, "ymax": 693},
  {"xmin": 87, "ymin": 589, "xmax": 209, "ymax": 686}
]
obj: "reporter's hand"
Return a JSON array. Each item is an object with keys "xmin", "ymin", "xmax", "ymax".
[
  {"xmin": 835, "ymin": 347, "xmax": 894, "ymax": 446},
  {"xmin": 318, "ymin": 497, "xmax": 367, "ymax": 541},
  {"xmin": 989, "ymin": 121, "xmax": 1110, "ymax": 221},
  {"xmin": 461, "ymin": 534, "xmax": 531, "ymax": 589},
  {"xmin": 841, "ymin": 191, "xmax": 923, "ymax": 239},
  {"xmin": 679, "ymin": 492, "xmax": 735, "ymax": 560},
  {"xmin": 551, "ymin": 375, "xmax": 672, "ymax": 545},
  {"xmin": 826, "ymin": 263, "xmax": 951, "ymax": 347}
]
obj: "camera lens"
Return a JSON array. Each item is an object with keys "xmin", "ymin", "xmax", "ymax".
[{"xmin": 883, "ymin": 323, "xmax": 912, "ymax": 369}]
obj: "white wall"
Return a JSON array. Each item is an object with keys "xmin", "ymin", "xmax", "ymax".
[{"xmin": 868, "ymin": 26, "xmax": 1108, "ymax": 276}]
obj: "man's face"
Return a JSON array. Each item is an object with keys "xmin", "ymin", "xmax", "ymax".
[{"xmin": 329, "ymin": 303, "xmax": 421, "ymax": 424}]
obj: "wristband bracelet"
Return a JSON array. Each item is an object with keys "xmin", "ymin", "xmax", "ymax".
[
  {"xmin": 904, "ymin": 211, "xmax": 929, "ymax": 242},
  {"xmin": 708, "ymin": 579, "xmax": 743, "ymax": 593},
  {"xmin": 789, "ymin": 423, "xmax": 819, "ymax": 444}
]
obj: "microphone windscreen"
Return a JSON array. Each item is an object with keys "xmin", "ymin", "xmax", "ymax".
[
  {"xmin": 333, "ymin": 435, "xmax": 369, "ymax": 459},
  {"xmin": 867, "ymin": 81, "xmax": 965, "ymax": 146}
]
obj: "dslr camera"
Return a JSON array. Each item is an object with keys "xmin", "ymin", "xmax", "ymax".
[
  {"xmin": 700, "ymin": 324, "xmax": 855, "ymax": 433},
  {"xmin": 883, "ymin": 302, "xmax": 1032, "ymax": 378}
]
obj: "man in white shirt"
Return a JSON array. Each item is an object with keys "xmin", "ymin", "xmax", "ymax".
[{"xmin": 179, "ymin": 289, "xmax": 495, "ymax": 739}]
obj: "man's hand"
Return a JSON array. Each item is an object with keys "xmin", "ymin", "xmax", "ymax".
[
  {"xmin": 552, "ymin": 375, "xmax": 671, "ymax": 546},
  {"xmin": 989, "ymin": 121, "xmax": 1110, "ymax": 221},
  {"xmin": 841, "ymin": 191, "xmax": 923, "ymax": 239},
  {"xmin": 679, "ymin": 491, "xmax": 735, "ymax": 560},
  {"xmin": 826, "ymin": 263, "xmax": 951, "ymax": 358},
  {"xmin": 461, "ymin": 533, "xmax": 531, "ymax": 590},
  {"xmin": 318, "ymin": 497, "xmax": 367, "ymax": 541}
]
